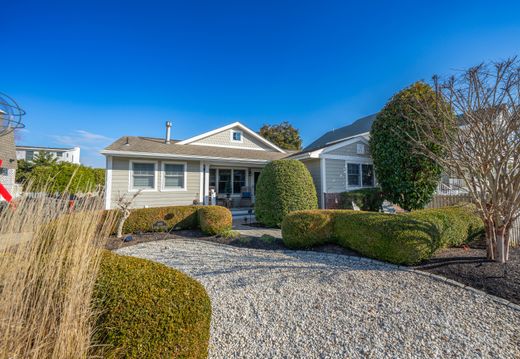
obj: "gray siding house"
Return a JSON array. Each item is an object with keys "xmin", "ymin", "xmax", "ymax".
[
  {"xmin": 101, "ymin": 122, "xmax": 288, "ymax": 209},
  {"xmin": 289, "ymin": 114, "xmax": 377, "ymax": 208}
]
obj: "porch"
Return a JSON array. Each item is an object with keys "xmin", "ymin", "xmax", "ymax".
[{"xmin": 200, "ymin": 163, "xmax": 263, "ymax": 208}]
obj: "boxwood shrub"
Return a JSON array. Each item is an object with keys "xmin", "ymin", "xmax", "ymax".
[
  {"xmin": 339, "ymin": 188, "xmax": 384, "ymax": 212},
  {"xmin": 92, "ymin": 251, "xmax": 212, "ymax": 359},
  {"xmin": 198, "ymin": 206, "xmax": 232, "ymax": 235},
  {"xmin": 255, "ymin": 159, "xmax": 318, "ymax": 227},
  {"xmin": 110, "ymin": 205, "xmax": 232, "ymax": 235},
  {"xmin": 282, "ymin": 205, "xmax": 483, "ymax": 265}
]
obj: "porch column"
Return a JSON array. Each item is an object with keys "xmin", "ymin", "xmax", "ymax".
[{"xmin": 202, "ymin": 163, "xmax": 210, "ymax": 205}]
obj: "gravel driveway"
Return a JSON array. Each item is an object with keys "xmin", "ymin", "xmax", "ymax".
[{"xmin": 117, "ymin": 238, "xmax": 520, "ymax": 359}]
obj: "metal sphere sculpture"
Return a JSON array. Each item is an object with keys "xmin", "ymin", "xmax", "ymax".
[{"xmin": 0, "ymin": 92, "xmax": 25, "ymax": 136}]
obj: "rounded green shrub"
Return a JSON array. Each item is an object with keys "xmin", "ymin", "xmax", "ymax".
[
  {"xmin": 282, "ymin": 210, "xmax": 335, "ymax": 248},
  {"xmin": 122, "ymin": 206, "xmax": 200, "ymax": 233},
  {"xmin": 93, "ymin": 251, "xmax": 212, "ymax": 359},
  {"xmin": 370, "ymin": 82, "xmax": 453, "ymax": 211},
  {"xmin": 255, "ymin": 159, "xmax": 318, "ymax": 227},
  {"xmin": 198, "ymin": 206, "xmax": 232, "ymax": 235},
  {"xmin": 281, "ymin": 205, "xmax": 483, "ymax": 265}
]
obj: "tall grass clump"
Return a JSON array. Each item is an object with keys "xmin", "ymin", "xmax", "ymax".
[{"xmin": 0, "ymin": 182, "xmax": 116, "ymax": 359}]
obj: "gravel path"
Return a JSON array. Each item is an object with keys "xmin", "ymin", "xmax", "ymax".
[{"xmin": 117, "ymin": 238, "xmax": 520, "ymax": 359}]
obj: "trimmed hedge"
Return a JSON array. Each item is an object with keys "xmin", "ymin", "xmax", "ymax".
[
  {"xmin": 255, "ymin": 159, "xmax": 318, "ymax": 227},
  {"xmin": 340, "ymin": 188, "xmax": 384, "ymax": 212},
  {"xmin": 111, "ymin": 205, "xmax": 231, "ymax": 235},
  {"xmin": 93, "ymin": 251, "xmax": 212, "ymax": 359},
  {"xmin": 282, "ymin": 205, "xmax": 483, "ymax": 265},
  {"xmin": 198, "ymin": 206, "xmax": 232, "ymax": 235}
]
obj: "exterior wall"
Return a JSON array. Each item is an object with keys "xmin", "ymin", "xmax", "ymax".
[
  {"xmin": 16, "ymin": 147, "xmax": 81, "ymax": 164},
  {"xmin": 302, "ymin": 158, "xmax": 322, "ymax": 207},
  {"xmin": 327, "ymin": 140, "xmax": 371, "ymax": 158},
  {"xmin": 193, "ymin": 126, "xmax": 274, "ymax": 151},
  {"xmin": 325, "ymin": 159, "xmax": 347, "ymax": 193},
  {"xmin": 0, "ymin": 168, "xmax": 17, "ymax": 202},
  {"xmin": 108, "ymin": 157, "xmax": 201, "ymax": 209}
]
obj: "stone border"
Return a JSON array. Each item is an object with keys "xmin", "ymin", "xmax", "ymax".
[{"xmin": 341, "ymin": 254, "xmax": 520, "ymax": 312}]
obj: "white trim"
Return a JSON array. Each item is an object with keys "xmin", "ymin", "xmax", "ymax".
[
  {"xmin": 104, "ymin": 156, "xmax": 112, "ymax": 210},
  {"xmin": 211, "ymin": 167, "xmax": 248, "ymax": 195},
  {"xmin": 199, "ymin": 162, "xmax": 204, "ymax": 203},
  {"xmin": 203, "ymin": 163, "xmax": 210, "ymax": 205},
  {"xmin": 324, "ymin": 131, "xmax": 370, "ymax": 146},
  {"xmin": 320, "ymin": 158, "xmax": 326, "ymax": 209},
  {"xmin": 101, "ymin": 149, "xmax": 272, "ymax": 165},
  {"xmin": 176, "ymin": 122, "xmax": 286, "ymax": 153},
  {"xmin": 321, "ymin": 154, "xmax": 373, "ymax": 162},
  {"xmin": 322, "ymin": 136, "xmax": 369, "ymax": 154},
  {"xmin": 188, "ymin": 142, "xmax": 266, "ymax": 151},
  {"xmin": 230, "ymin": 129, "xmax": 244, "ymax": 143},
  {"xmin": 128, "ymin": 160, "xmax": 158, "ymax": 192},
  {"xmin": 161, "ymin": 161, "xmax": 188, "ymax": 191}
]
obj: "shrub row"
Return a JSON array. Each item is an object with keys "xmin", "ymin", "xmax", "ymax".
[
  {"xmin": 93, "ymin": 251, "xmax": 212, "ymax": 359},
  {"xmin": 339, "ymin": 188, "xmax": 384, "ymax": 211},
  {"xmin": 109, "ymin": 205, "xmax": 232, "ymax": 235},
  {"xmin": 282, "ymin": 205, "xmax": 483, "ymax": 265}
]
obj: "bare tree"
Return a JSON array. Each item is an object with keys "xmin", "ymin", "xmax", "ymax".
[
  {"xmin": 115, "ymin": 190, "xmax": 142, "ymax": 238},
  {"xmin": 406, "ymin": 58, "xmax": 520, "ymax": 263}
]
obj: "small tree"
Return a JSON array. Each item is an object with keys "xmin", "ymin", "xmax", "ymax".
[
  {"xmin": 32, "ymin": 152, "xmax": 58, "ymax": 167},
  {"xmin": 115, "ymin": 190, "xmax": 142, "ymax": 238},
  {"xmin": 255, "ymin": 159, "xmax": 317, "ymax": 227},
  {"xmin": 370, "ymin": 82, "xmax": 446, "ymax": 210},
  {"xmin": 259, "ymin": 121, "xmax": 302, "ymax": 150},
  {"xmin": 407, "ymin": 58, "xmax": 520, "ymax": 263}
]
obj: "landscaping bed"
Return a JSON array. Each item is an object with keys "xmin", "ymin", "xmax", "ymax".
[{"xmin": 416, "ymin": 238, "xmax": 520, "ymax": 305}]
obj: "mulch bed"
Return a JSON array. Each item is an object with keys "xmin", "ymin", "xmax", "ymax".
[{"xmin": 415, "ymin": 238, "xmax": 520, "ymax": 305}]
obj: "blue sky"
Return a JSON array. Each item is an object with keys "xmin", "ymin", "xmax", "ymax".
[{"xmin": 2, "ymin": 0, "xmax": 520, "ymax": 167}]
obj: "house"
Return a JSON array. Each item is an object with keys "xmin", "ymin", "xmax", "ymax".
[
  {"xmin": 0, "ymin": 131, "xmax": 18, "ymax": 201},
  {"xmin": 101, "ymin": 122, "xmax": 289, "ymax": 210},
  {"xmin": 16, "ymin": 145, "xmax": 81, "ymax": 164},
  {"xmin": 289, "ymin": 114, "xmax": 377, "ymax": 208}
]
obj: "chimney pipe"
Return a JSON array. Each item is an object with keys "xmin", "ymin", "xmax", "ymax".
[{"xmin": 165, "ymin": 121, "xmax": 172, "ymax": 144}]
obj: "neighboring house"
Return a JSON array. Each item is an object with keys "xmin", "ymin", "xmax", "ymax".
[
  {"xmin": 289, "ymin": 114, "xmax": 377, "ymax": 208},
  {"xmin": 16, "ymin": 145, "xmax": 81, "ymax": 164},
  {"xmin": 0, "ymin": 131, "xmax": 18, "ymax": 201},
  {"xmin": 101, "ymin": 122, "xmax": 289, "ymax": 210}
]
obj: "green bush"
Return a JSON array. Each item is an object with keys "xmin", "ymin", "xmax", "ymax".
[
  {"xmin": 369, "ymin": 82, "xmax": 453, "ymax": 210},
  {"xmin": 111, "ymin": 205, "xmax": 232, "ymax": 236},
  {"xmin": 340, "ymin": 188, "xmax": 384, "ymax": 211},
  {"xmin": 121, "ymin": 206, "xmax": 200, "ymax": 233},
  {"xmin": 281, "ymin": 210, "xmax": 335, "ymax": 248},
  {"xmin": 281, "ymin": 205, "xmax": 483, "ymax": 265},
  {"xmin": 198, "ymin": 206, "xmax": 232, "ymax": 235},
  {"xmin": 93, "ymin": 251, "xmax": 212, "ymax": 359},
  {"xmin": 255, "ymin": 159, "xmax": 318, "ymax": 227}
]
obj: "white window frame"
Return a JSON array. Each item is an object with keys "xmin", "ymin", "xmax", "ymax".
[
  {"xmin": 230, "ymin": 130, "xmax": 243, "ymax": 143},
  {"xmin": 211, "ymin": 167, "xmax": 249, "ymax": 195},
  {"xmin": 161, "ymin": 161, "xmax": 188, "ymax": 191},
  {"xmin": 129, "ymin": 160, "xmax": 158, "ymax": 192}
]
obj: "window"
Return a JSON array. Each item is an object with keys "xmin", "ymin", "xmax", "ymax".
[
  {"xmin": 362, "ymin": 164, "xmax": 374, "ymax": 187},
  {"xmin": 132, "ymin": 162, "xmax": 155, "ymax": 189},
  {"xmin": 56, "ymin": 152, "xmax": 63, "ymax": 157},
  {"xmin": 209, "ymin": 168, "xmax": 217, "ymax": 189},
  {"xmin": 233, "ymin": 169, "xmax": 246, "ymax": 193},
  {"xmin": 356, "ymin": 143, "xmax": 365, "ymax": 154},
  {"xmin": 218, "ymin": 169, "xmax": 232, "ymax": 194},
  {"xmin": 164, "ymin": 163, "xmax": 185, "ymax": 189},
  {"xmin": 26, "ymin": 150, "xmax": 34, "ymax": 161},
  {"xmin": 231, "ymin": 130, "xmax": 242, "ymax": 142},
  {"xmin": 347, "ymin": 163, "xmax": 360, "ymax": 186}
]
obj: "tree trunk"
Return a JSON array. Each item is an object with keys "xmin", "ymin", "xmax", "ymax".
[
  {"xmin": 116, "ymin": 211, "xmax": 130, "ymax": 238},
  {"xmin": 484, "ymin": 219, "xmax": 495, "ymax": 261},
  {"xmin": 484, "ymin": 220, "xmax": 509, "ymax": 263}
]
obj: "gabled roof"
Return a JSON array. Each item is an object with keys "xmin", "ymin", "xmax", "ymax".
[
  {"xmin": 102, "ymin": 136, "xmax": 289, "ymax": 162},
  {"xmin": 302, "ymin": 113, "xmax": 377, "ymax": 152},
  {"xmin": 177, "ymin": 122, "xmax": 286, "ymax": 153}
]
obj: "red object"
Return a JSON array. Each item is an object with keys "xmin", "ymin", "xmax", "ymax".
[{"xmin": 0, "ymin": 160, "xmax": 13, "ymax": 202}]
